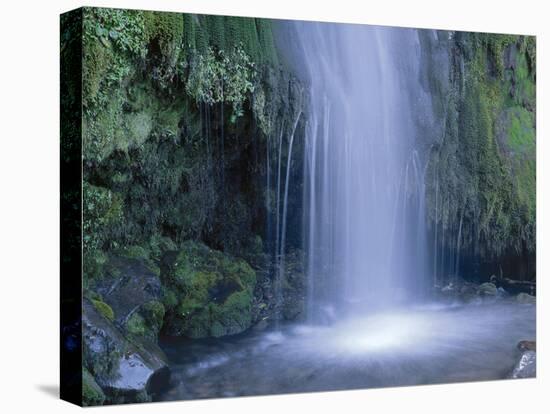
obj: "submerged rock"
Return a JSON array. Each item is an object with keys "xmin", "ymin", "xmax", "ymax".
[
  {"xmin": 516, "ymin": 292, "xmax": 536, "ymax": 304},
  {"xmin": 82, "ymin": 299, "xmax": 170, "ymax": 404},
  {"xmin": 458, "ymin": 284, "xmax": 478, "ymax": 302}
]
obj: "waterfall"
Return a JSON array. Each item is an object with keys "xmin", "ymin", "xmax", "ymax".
[
  {"xmin": 266, "ymin": 132, "xmax": 271, "ymax": 254},
  {"xmin": 292, "ymin": 22, "xmax": 432, "ymax": 319},
  {"xmin": 279, "ymin": 111, "xmax": 302, "ymax": 260},
  {"xmin": 433, "ymin": 168, "xmax": 439, "ymax": 287},
  {"xmin": 275, "ymin": 124, "xmax": 284, "ymax": 262},
  {"xmin": 273, "ymin": 111, "xmax": 302, "ymax": 321}
]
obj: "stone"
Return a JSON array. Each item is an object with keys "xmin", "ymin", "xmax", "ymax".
[
  {"xmin": 510, "ymin": 351, "xmax": 536, "ymax": 379},
  {"xmin": 516, "ymin": 292, "xmax": 536, "ymax": 304},
  {"xmin": 477, "ymin": 282, "xmax": 498, "ymax": 297},
  {"xmin": 518, "ymin": 340, "xmax": 536, "ymax": 352},
  {"xmin": 161, "ymin": 241, "xmax": 257, "ymax": 338},
  {"xmin": 251, "ymin": 318, "xmax": 269, "ymax": 332},
  {"xmin": 93, "ymin": 255, "xmax": 165, "ymax": 340},
  {"xmin": 82, "ymin": 368, "xmax": 106, "ymax": 406},
  {"xmin": 458, "ymin": 284, "xmax": 478, "ymax": 302},
  {"xmin": 82, "ymin": 299, "xmax": 170, "ymax": 403}
]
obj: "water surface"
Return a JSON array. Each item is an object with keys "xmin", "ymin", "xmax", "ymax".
[{"xmin": 158, "ymin": 300, "xmax": 535, "ymax": 401}]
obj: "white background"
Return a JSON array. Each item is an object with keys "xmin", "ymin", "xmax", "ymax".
[{"xmin": 0, "ymin": 0, "xmax": 547, "ymax": 412}]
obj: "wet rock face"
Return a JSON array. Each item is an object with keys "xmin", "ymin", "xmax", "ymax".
[
  {"xmin": 82, "ymin": 299, "xmax": 169, "ymax": 403},
  {"xmin": 510, "ymin": 351, "xmax": 536, "ymax": 379},
  {"xmin": 251, "ymin": 249, "xmax": 307, "ymax": 327},
  {"xmin": 509, "ymin": 340, "xmax": 536, "ymax": 379},
  {"xmin": 93, "ymin": 256, "xmax": 166, "ymax": 341}
]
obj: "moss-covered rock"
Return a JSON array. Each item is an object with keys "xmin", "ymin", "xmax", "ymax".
[
  {"xmin": 91, "ymin": 299, "xmax": 115, "ymax": 322},
  {"xmin": 424, "ymin": 33, "xmax": 535, "ymax": 281},
  {"xmin": 82, "ymin": 368, "xmax": 106, "ymax": 406},
  {"xmin": 82, "ymin": 299, "xmax": 169, "ymax": 404},
  {"xmin": 91, "ymin": 255, "xmax": 165, "ymax": 341},
  {"xmin": 125, "ymin": 301, "xmax": 166, "ymax": 341},
  {"xmin": 79, "ymin": 6, "xmax": 305, "ymax": 405},
  {"xmin": 162, "ymin": 240, "xmax": 256, "ymax": 338}
]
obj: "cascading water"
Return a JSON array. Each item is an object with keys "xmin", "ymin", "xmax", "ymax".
[
  {"xmin": 159, "ymin": 22, "xmax": 536, "ymax": 401},
  {"xmin": 294, "ymin": 22, "xmax": 431, "ymax": 319}
]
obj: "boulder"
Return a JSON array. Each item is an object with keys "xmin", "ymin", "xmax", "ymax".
[
  {"xmin": 82, "ymin": 368, "xmax": 105, "ymax": 406},
  {"xmin": 161, "ymin": 241, "xmax": 257, "ymax": 338},
  {"xmin": 510, "ymin": 350, "xmax": 536, "ymax": 379},
  {"xmin": 458, "ymin": 284, "xmax": 478, "ymax": 302},
  {"xmin": 516, "ymin": 292, "xmax": 536, "ymax": 304},
  {"xmin": 82, "ymin": 299, "xmax": 170, "ymax": 404},
  {"xmin": 518, "ymin": 340, "xmax": 536, "ymax": 352},
  {"xmin": 477, "ymin": 282, "xmax": 498, "ymax": 297},
  {"xmin": 500, "ymin": 278, "xmax": 536, "ymax": 295},
  {"xmin": 93, "ymin": 255, "xmax": 165, "ymax": 340}
]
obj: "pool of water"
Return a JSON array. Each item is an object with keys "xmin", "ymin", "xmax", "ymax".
[{"xmin": 157, "ymin": 300, "xmax": 535, "ymax": 401}]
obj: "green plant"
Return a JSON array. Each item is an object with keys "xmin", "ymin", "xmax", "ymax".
[{"xmin": 185, "ymin": 45, "xmax": 255, "ymax": 121}]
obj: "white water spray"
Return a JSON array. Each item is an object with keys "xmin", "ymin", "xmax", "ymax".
[{"xmin": 293, "ymin": 22, "xmax": 431, "ymax": 319}]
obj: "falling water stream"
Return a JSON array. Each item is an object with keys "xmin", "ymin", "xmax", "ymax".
[
  {"xmin": 158, "ymin": 21, "xmax": 535, "ymax": 401},
  {"xmin": 299, "ymin": 23, "xmax": 429, "ymax": 317}
]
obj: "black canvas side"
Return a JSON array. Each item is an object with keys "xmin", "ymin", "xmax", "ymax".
[{"xmin": 60, "ymin": 7, "xmax": 83, "ymax": 407}]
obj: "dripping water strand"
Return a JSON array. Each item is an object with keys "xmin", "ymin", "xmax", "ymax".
[{"xmin": 276, "ymin": 110, "xmax": 302, "ymax": 325}]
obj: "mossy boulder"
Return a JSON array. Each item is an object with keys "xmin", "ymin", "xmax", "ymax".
[
  {"xmin": 125, "ymin": 300, "xmax": 166, "ymax": 341},
  {"xmin": 91, "ymin": 255, "xmax": 164, "ymax": 341},
  {"xmin": 161, "ymin": 240, "xmax": 256, "ymax": 338},
  {"xmin": 82, "ymin": 299, "xmax": 169, "ymax": 404},
  {"xmin": 83, "ymin": 368, "xmax": 106, "ymax": 406}
]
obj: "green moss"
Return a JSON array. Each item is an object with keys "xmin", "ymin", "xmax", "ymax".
[
  {"xmin": 162, "ymin": 287, "xmax": 178, "ymax": 308},
  {"xmin": 485, "ymin": 33, "xmax": 516, "ymax": 77},
  {"xmin": 163, "ymin": 241, "xmax": 256, "ymax": 338},
  {"xmin": 148, "ymin": 234, "xmax": 177, "ymax": 262},
  {"xmin": 83, "ymin": 249, "xmax": 108, "ymax": 284},
  {"xmin": 82, "ymin": 368, "xmax": 105, "ymax": 406},
  {"xmin": 124, "ymin": 301, "xmax": 166, "ymax": 340},
  {"xmin": 91, "ymin": 299, "xmax": 115, "ymax": 322},
  {"xmin": 508, "ymin": 107, "xmax": 535, "ymax": 153},
  {"xmin": 143, "ymin": 301, "xmax": 165, "ymax": 326},
  {"xmin": 125, "ymin": 312, "xmax": 146, "ymax": 336},
  {"xmin": 426, "ymin": 32, "xmax": 535, "ymax": 260},
  {"xmin": 83, "ymin": 182, "xmax": 124, "ymax": 252},
  {"xmin": 80, "ymin": 8, "xmax": 292, "ymax": 313},
  {"xmin": 119, "ymin": 245, "xmax": 149, "ymax": 260},
  {"xmin": 143, "ymin": 11, "xmax": 184, "ymax": 54},
  {"xmin": 209, "ymin": 290, "xmax": 253, "ymax": 337}
]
